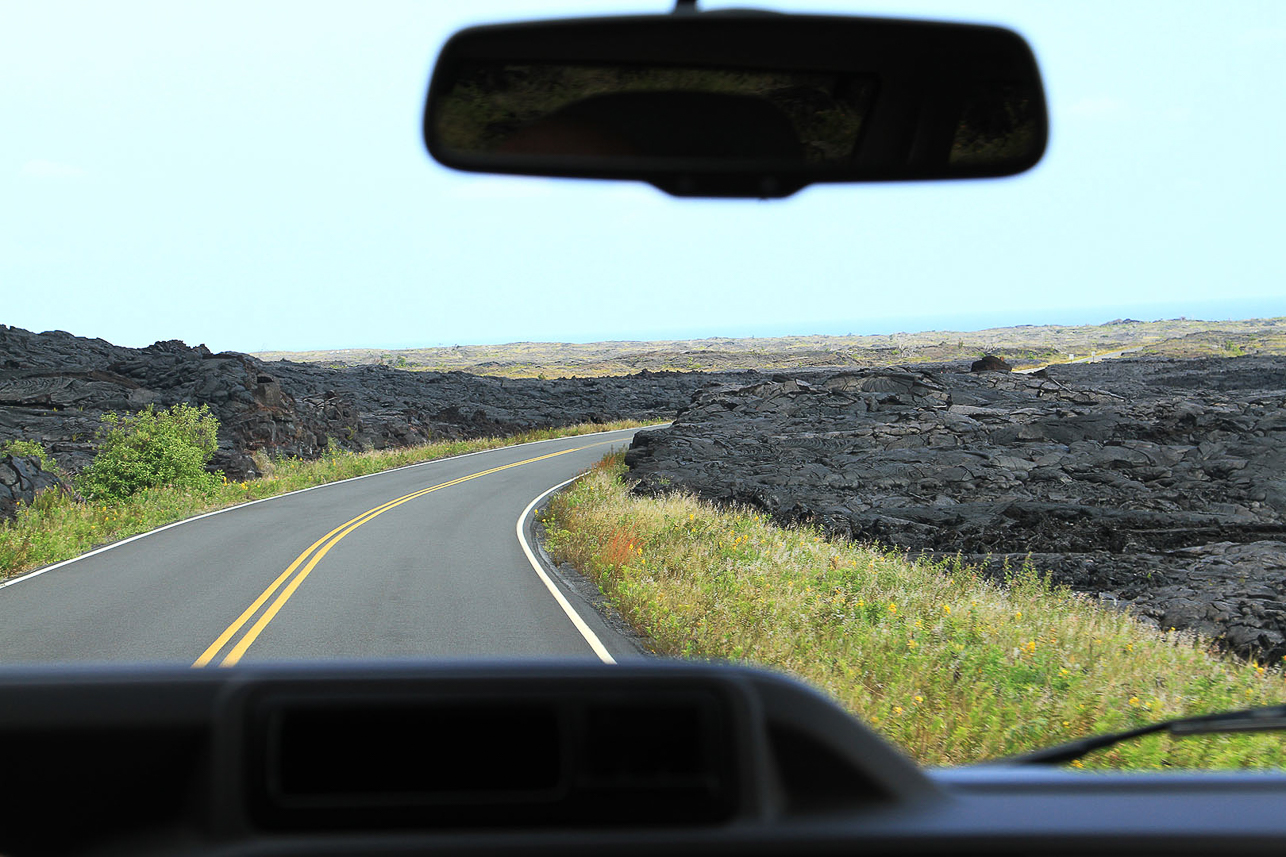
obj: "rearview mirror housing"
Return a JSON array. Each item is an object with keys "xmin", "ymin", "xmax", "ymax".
[{"xmin": 424, "ymin": 10, "xmax": 1048, "ymax": 198}]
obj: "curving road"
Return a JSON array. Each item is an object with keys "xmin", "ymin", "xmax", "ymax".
[
  {"xmin": 0, "ymin": 428, "xmax": 647, "ymax": 666},
  {"xmin": 1014, "ymin": 347, "xmax": 1142, "ymax": 374}
]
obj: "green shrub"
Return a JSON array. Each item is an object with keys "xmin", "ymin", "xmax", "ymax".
[
  {"xmin": 77, "ymin": 404, "xmax": 222, "ymax": 502},
  {"xmin": 0, "ymin": 439, "xmax": 56, "ymax": 471}
]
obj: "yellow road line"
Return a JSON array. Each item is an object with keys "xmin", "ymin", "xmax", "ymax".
[{"xmin": 194, "ymin": 441, "xmax": 608, "ymax": 668}]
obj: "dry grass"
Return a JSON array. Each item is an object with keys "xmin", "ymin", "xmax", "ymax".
[{"xmin": 543, "ymin": 456, "xmax": 1286, "ymax": 769}]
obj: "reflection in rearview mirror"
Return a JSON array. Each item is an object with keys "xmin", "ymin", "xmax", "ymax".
[
  {"xmin": 437, "ymin": 64, "xmax": 876, "ymax": 164},
  {"xmin": 425, "ymin": 13, "xmax": 1047, "ymax": 197}
]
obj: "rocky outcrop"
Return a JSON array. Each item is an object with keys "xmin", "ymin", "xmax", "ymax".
[
  {"xmin": 625, "ymin": 358, "xmax": 1286, "ymax": 662},
  {"xmin": 970, "ymin": 354, "xmax": 1011, "ymax": 372},
  {"xmin": 0, "ymin": 325, "xmax": 741, "ymax": 487},
  {"xmin": 0, "ymin": 455, "xmax": 73, "ymax": 520}
]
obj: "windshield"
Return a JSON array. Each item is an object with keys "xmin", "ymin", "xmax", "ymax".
[{"xmin": 2, "ymin": 0, "xmax": 1285, "ymax": 771}]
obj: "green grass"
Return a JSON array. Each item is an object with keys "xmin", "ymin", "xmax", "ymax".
[
  {"xmin": 0, "ymin": 421, "xmax": 648, "ymax": 581},
  {"xmin": 542, "ymin": 455, "xmax": 1286, "ymax": 770}
]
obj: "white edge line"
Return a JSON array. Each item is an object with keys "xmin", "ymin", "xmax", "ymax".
[
  {"xmin": 517, "ymin": 474, "xmax": 616, "ymax": 665},
  {"xmin": 0, "ymin": 425, "xmax": 658, "ymax": 592}
]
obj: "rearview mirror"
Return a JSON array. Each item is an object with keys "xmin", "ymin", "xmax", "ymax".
[{"xmin": 424, "ymin": 9, "xmax": 1047, "ymax": 198}]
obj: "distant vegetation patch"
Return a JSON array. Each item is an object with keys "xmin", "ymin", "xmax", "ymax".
[{"xmin": 254, "ymin": 317, "xmax": 1286, "ymax": 378}]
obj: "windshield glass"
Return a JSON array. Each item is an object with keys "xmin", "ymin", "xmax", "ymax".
[{"xmin": 2, "ymin": 0, "xmax": 1285, "ymax": 770}]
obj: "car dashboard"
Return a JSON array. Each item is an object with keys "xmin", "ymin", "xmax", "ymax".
[{"xmin": 4, "ymin": 660, "xmax": 1285, "ymax": 856}]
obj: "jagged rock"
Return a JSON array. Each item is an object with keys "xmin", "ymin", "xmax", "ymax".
[
  {"xmin": 970, "ymin": 354, "xmax": 1011, "ymax": 372},
  {"xmin": 626, "ymin": 356, "xmax": 1286, "ymax": 663},
  {"xmin": 0, "ymin": 455, "xmax": 74, "ymax": 521}
]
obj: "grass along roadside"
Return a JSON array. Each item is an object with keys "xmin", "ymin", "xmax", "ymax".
[
  {"xmin": 542, "ymin": 455, "xmax": 1286, "ymax": 769},
  {"xmin": 0, "ymin": 420, "xmax": 649, "ymax": 581}
]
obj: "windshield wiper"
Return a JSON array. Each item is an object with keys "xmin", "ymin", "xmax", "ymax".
[{"xmin": 998, "ymin": 703, "xmax": 1286, "ymax": 766}]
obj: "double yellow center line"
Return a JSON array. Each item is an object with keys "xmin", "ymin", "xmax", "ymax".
[{"xmin": 193, "ymin": 442, "xmax": 606, "ymax": 668}]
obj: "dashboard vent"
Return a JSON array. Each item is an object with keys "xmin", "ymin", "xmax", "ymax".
[{"xmin": 248, "ymin": 690, "xmax": 738, "ymax": 830}]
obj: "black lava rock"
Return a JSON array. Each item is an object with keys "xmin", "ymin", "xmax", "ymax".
[
  {"xmin": 0, "ymin": 325, "xmax": 745, "ymax": 484},
  {"xmin": 625, "ymin": 357, "xmax": 1286, "ymax": 663},
  {"xmin": 0, "ymin": 455, "xmax": 73, "ymax": 521}
]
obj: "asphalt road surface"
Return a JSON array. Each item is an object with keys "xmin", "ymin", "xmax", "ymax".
[
  {"xmin": 1014, "ymin": 347, "xmax": 1142, "ymax": 374},
  {"xmin": 0, "ymin": 428, "xmax": 647, "ymax": 666}
]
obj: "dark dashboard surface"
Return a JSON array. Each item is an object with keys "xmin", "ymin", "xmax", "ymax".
[{"xmin": 3, "ymin": 660, "xmax": 1284, "ymax": 856}]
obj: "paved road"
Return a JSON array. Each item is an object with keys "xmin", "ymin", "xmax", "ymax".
[
  {"xmin": 0, "ymin": 429, "xmax": 646, "ymax": 665},
  {"xmin": 1014, "ymin": 347, "xmax": 1142, "ymax": 374}
]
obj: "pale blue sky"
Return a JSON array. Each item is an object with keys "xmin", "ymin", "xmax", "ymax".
[{"xmin": 3, "ymin": 1, "xmax": 1284, "ymax": 353}]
